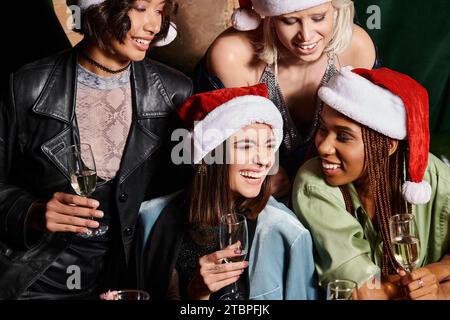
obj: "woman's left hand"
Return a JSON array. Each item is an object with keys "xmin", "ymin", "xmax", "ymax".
[{"xmin": 398, "ymin": 267, "xmax": 445, "ymax": 300}]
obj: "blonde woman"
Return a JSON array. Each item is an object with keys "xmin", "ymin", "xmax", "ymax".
[{"xmin": 196, "ymin": 0, "xmax": 377, "ymax": 198}]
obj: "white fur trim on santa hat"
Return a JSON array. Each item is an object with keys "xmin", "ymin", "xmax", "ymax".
[
  {"xmin": 232, "ymin": 8, "xmax": 262, "ymax": 31},
  {"xmin": 318, "ymin": 66, "xmax": 407, "ymax": 140},
  {"xmin": 253, "ymin": 0, "xmax": 332, "ymax": 16},
  {"xmin": 79, "ymin": 0, "xmax": 105, "ymax": 10},
  {"xmin": 402, "ymin": 180, "xmax": 432, "ymax": 205},
  {"xmin": 153, "ymin": 22, "xmax": 177, "ymax": 47},
  {"xmin": 191, "ymin": 95, "xmax": 283, "ymax": 164}
]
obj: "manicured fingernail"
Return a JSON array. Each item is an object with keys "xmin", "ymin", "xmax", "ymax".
[
  {"xmin": 96, "ymin": 211, "xmax": 104, "ymax": 218},
  {"xmin": 89, "ymin": 221, "xmax": 99, "ymax": 228},
  {"xmin": 244, "ymin": 261, "xmax": 249, "ymax": 267},
  {"xmin": 234, "ymin": 248, "xmax": 242, "ymax": 254},
  {"xmin": 91, "ymin": 200, "xmax": 99, "ymax": 207}
]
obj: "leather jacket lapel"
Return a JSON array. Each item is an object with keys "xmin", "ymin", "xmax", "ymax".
[
  {"xmin": 41, "ymin": 127, "xmax": 74, "ymax": 180},
  {"xmin": 32, "ymin": 49, "xmax": 77, "ymax": 124},
  {"xmin": 134, "ymin": 59, "xmax": 173, "ymax": 118},
  {"xmin": 32, "ymin": 49, "xmax": 78, "ymax": 179},
  {"xmin": 117, "ymin": 60, "xmax": 172, "ymax": 185}
]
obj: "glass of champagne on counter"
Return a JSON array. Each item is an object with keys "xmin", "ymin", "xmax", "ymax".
[
  {"xmin": 219, "ymin": 213, "xmax": 248, "ymax": 300},
  {"xmin": 65, "ymin": 143, "xmax": 108, "ymax": 238},
  {"xmin": 390, "ymin": 214, "xmax": 420, "ymax": 273}
]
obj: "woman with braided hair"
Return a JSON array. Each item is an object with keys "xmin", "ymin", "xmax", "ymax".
[{"xmin": 293, "ymin": 67, "xmax": 450, "ymax": 299}]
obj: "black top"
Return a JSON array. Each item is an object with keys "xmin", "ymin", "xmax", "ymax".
[
  {"xmin": 176, "ymin": 213, "xmax": 259, "ymax": 300},
  {"xmin": 176, "ymin": 223, "xmax": 221, "ymax": 299}
]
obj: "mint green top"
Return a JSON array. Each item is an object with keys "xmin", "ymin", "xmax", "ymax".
[{"xmin": 292, "ymin": 153, "xmax": 450, "ymax": 288}]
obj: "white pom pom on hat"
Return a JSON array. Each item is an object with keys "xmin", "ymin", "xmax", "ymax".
[
  {"xmin": 318, "ymin": 66, "xmax": 432, "ymax": 205},
  {"xmin": 231, "ymin": 3, "xmax": 262, "ymax": 31},
  {"xmin": 402, "ymin": 181, "xmax": 432, "ymax": 205},
  {"xmin": 153, "ymin": 22, "xmax": 178, "ymax": 47},
  {"xmin": 231, "ymin": 0, "xmax": 332, "ymax": 31}
]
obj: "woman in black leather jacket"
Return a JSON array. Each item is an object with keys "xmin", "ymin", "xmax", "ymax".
[{"xmin": 0, "ymin": 0, "xmax": 192, "ymax": 299}]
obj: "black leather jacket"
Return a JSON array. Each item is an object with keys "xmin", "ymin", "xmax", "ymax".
[{"xmin": 0, "ymin": 47, "xmax": 192, "ymax": 298}]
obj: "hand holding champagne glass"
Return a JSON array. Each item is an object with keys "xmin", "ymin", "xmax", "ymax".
[
  {"xmin": 218, "ymin": 213, "xmax": 248, "ymax": 300},
  {"xmin": 389, "ymin": 214, "xmax": 420, "ymax": 273},
  {"xmin": 65, "ymin": 143, "xmax": 108, "ymax": 238}
]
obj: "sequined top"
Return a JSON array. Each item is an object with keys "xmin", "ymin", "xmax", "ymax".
[
  {"xmin": 175, "ymin": 224, "xmax": 220, "ymax": 298},
  {"xmin": 259, "ymin": 52, "xmax": 338, "ymax": 153}
]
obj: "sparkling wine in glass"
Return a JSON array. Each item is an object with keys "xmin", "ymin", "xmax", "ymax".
[
  {"xmin": 219, "ymin": 213, "xmax": 248, "ymax": 300},
  {"xmin": 65, "ymin": 144, "xmax": 108, "ymax": 238},
  {"xmin": 70, "ymin": 168, "xmax": 96, "ymax": 197},
  {"xmin": 326, "ymin": 279, "xmax": 357, "ymax": 300},
  {"xmin": 390, "ymin": 214, "xmax": 420, "ymax": 273}
]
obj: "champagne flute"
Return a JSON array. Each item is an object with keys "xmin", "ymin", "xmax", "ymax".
[
  {"xmin": 389, "ymin": 214, "xmax": 420, "ymax": 273},
  {"xmin": 218, "ymin": 213, "xmax": 248, "ymax": 300},
  {"xmin": 326, "ymin": 279, "xmax": 357, "ymax": 300},
  {"xmin": 65, "ymin": 144, "xmax": 108, "ymax": 238}
]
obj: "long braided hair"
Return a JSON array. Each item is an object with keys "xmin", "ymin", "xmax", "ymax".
[{"xmin": 339, "ymin": 125, "xmax": 412, "ymax": 277}]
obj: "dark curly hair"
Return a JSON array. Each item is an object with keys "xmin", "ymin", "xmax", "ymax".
[{"xmin": 67, "ymin": 0, "xmax": 173, "ymax": 51}]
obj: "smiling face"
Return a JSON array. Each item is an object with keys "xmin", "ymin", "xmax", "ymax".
[
  {"xmin": 273, "ymin": 2, "xmax": 334, "ymax": 62},
  {"xmin": 315, "ymin": 104, "xmax": 367, "ymax": 186},
  {"xmin": 228, "ymin": 123, "xmax": 277, "ymax": 199},
  {"xmin": 110, "ymin": 0, "xmax": 165, "ymax": 62}
]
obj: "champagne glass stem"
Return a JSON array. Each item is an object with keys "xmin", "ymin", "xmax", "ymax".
[{"xmin": 231, "ymin": 282, "xmax": 238, "ymax": 295}]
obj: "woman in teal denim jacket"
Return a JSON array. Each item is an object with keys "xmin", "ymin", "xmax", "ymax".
[{"xmin": 134, "ymin": 85, "xmax": 318, "ymax": 300}]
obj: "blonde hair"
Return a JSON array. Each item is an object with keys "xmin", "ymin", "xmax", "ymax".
[{"xmin": 257, "ymin": 0, "xmax": 355, "ymax": 65}]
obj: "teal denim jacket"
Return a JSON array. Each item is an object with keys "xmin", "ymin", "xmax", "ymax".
[{"xmin": 136, "ymin": 192, "xmax": 318, "ymax": 300}]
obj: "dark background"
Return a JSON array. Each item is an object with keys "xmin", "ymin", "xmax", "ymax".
[{"xmin": 354, "ymin": 0, "xmax": 450, "ymax": 158}]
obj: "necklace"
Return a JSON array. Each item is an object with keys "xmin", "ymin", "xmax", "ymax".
[{"xmin": 79, "ymin": 51, "xmax": 130, "ymax": 74}]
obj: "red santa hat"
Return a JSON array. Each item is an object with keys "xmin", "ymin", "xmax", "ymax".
[
  {"xmin": 318, "ymin": 66, "xmax": 431, "ymax": 205},
  {"xmin": 177, "ymin": 84, "xmax": 283, "ymax": 164},
  {"xmin": 232, "ymin": 0, "xmax": 332, "ymax": 31},
  {"xmin": 78, "ymin": 0, "xmax": 176, "ymax": 47}
]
